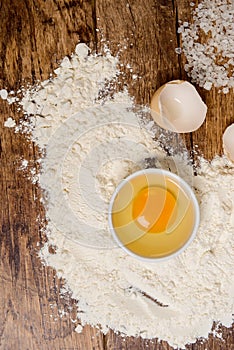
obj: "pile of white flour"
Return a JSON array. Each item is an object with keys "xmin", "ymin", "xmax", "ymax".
[{"xmin": 3, "ymin": 43, "xmax": 234, "ymax": 349}]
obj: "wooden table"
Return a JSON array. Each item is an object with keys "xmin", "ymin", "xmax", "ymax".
[{"xmin": 0, "ymin": 1, "xmax": 233, "ymax": 349}]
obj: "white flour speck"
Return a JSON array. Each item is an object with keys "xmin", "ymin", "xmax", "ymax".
[
  {"xmin": 75, "ymin": 324, "xmax": 83, "ymax": 333},
  {"xmin": 4, "ymin": 117, "xmax": 16, "ymax": 128},
  {"xmin": 20, "ymin": 159, "xmax": 29, "ymax": 169},
  {"xmin": 0, "ymin": 89, "xmax": 8, "ymax": 100}
]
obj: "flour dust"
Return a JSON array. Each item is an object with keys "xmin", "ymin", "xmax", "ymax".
[{"xmin": 2, "ymin": 43, "xmax": 234, "ymax": 349}]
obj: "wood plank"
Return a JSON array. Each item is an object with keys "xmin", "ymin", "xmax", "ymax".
[
  {"xmin": 0, "ymin": 1, "xmax": 104, "ymax": 349},
  {"xmin": 0, "ymin": 0, "xmax": 233, "ymax": 349},
  {"xmin": 96, "ymin": 0, "xmax": 234, "ymax": 348},
  {"xmin": 96, "ymin": 0, "xmax": 181, "ymax": 104}
]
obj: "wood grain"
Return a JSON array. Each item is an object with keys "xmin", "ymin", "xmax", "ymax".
[{"xmin": 0, "ymin": 0, "xmax": 233, "ymax": 349}]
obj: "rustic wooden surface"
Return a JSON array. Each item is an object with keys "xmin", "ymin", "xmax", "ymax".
[{"xmin": 0, "ymin": 0, "xmax": 233, "ymax": 349}]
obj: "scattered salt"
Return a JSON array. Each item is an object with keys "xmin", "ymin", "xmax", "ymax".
[
  {"xmin": 203, "ymin": 81, "xmax": 213, "ymax": 91},
  {"xmin": 179, "ymin": 0, "xmax": 234, "ymax": 92}
]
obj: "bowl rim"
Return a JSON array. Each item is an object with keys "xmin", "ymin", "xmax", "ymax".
[{"xmin": 108, "ymin": 168, "xmax": 200, "ymax": 262}]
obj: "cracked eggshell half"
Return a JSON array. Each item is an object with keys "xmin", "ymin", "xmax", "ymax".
[
  {"xmin": 223, "ymin": 123, "xmax": 234, "ymax": 162},
  {"xmin": 150, "ymin": 80, "xmax": 207, "ymax": 133}
]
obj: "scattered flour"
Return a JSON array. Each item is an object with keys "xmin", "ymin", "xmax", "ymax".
[
  {"xmin": 75, "ymin": 324, "xmax": 83, "ymax": 333},
  {"xmin": 0, "ymin": 89, "xmax": 19, "ymax": 104},
  {"xmin": 5, "ymin": 43, "xmax": 234, "ymax": 349},
  {"xmin": 4, "ymin": 117, "xmax": 16, "ymax": 128},
  {"xmin": 20, "ymin": 159, "xmax": 29, "ymax": 170}
]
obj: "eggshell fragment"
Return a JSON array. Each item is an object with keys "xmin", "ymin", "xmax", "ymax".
[
  {"xmin": 223, "ymin": 123, "xmax": 234, "ymax": 162},
  {"xmin": 150, "ymin": 80, "xmax": 207, "ymax": 133}
]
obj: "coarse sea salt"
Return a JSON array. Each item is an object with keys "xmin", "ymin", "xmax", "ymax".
[{"xmin": 179, "ymin": 0, "xmax": 234, "ymax": 92}]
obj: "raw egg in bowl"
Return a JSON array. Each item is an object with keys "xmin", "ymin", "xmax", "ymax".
[{"xmin": 108, "ymin": 169, "xmax": 200, "ymax": 262}]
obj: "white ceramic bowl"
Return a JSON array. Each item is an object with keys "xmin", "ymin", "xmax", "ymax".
[{"xmin": 108, "ymin": 168, "xmax": 200, "ymax": 262}]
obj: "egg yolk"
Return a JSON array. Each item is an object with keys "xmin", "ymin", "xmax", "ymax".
[{"xmin": 132, "ymin": 186, "xmax": 176, "ymax": 233}]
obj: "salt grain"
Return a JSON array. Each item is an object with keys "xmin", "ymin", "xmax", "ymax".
[{"xmin": 203, "ymin": 81, "xmax": 213, "ymax": 90}]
